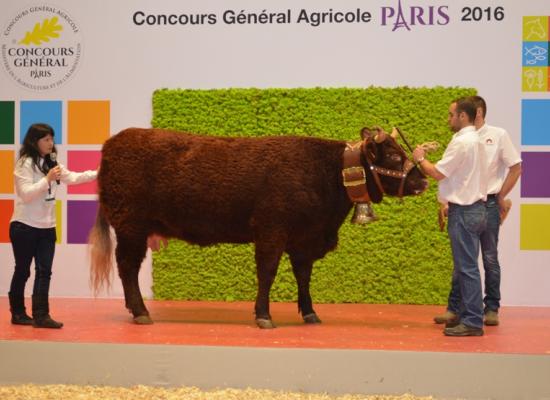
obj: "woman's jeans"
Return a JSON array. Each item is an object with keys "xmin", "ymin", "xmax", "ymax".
[
  {"xmin": 9, "ymin": 221, "xmax": 56, "ymax": 297},
  {"xmin": 447, "ymin": 195, "xmax": 501, "ymax": 315},
  {"xmin": 446, "ymin": 201, "xmax": 488, "ymax": 329}
]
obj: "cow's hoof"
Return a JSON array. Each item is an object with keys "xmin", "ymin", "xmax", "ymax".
[
  {"xmin": 256, "ymin": 318, "xmax": 276, "ymax": 329},
  {"xmin": 133, "ymin": 315, "xmax": 154, "ymax": 325},
  {"xmin": 303, "ymin": 313, "xmax": 322, "ymax": 324}
]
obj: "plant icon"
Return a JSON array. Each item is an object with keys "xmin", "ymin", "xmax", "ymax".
[{"xmin": 19, "ymin": 17, "xmax": 63, "ymax": 45}]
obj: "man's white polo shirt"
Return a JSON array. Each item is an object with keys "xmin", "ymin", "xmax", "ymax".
[
  {"xmin": 478, "ymin": 124, "xmax": 522, "ymax": 195},
  {"xmin": 436, "ymin": 126, "xmax": 488, "ymax": 206}
]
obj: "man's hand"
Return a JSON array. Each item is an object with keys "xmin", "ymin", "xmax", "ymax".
[
  {"xmin": 413, "ymin": 146, "xmax": 426, "ymax": 163},
  {"xmin": 438, "ymin": 203, "xmax": 448, "ymax": 231},
  {"xmin": 413, "ymin": 146, "xmax": 446, "ymax": 181},
  {"xmin": 498, "ymin": 197, "xmax": 512, "ymax": 224}
]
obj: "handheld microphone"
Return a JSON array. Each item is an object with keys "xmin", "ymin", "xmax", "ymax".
[{"xmin": 49, "ymin": 152, "xmax": 60, "ymax": 184}]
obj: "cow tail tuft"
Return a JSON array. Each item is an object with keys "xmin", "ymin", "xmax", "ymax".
[{"xmin": 88, "ymin": 204, "xmax": 113, "ymax": 295}]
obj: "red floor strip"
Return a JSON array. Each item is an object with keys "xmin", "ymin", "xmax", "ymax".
[{"xmin": 1, "ymin": 297, "xmax": 549, "ymax": 355}]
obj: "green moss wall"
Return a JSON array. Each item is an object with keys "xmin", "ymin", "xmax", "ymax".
[{"xmin": 151, "ymin": 87, "xmax": 476, "ymax": 304}]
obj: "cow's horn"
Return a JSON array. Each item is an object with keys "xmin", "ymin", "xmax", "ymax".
[
  {"xmin": 374, "ymin": 131, "xmax": 387, "ymax": 143},
  {"xmin": 391, "ymin": 127, "xmax": 399, "ymax": 139}
]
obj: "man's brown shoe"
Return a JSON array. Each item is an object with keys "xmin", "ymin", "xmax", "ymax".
[
  {"xmin": 444, "ymin": 323, "xmax": 484, "ymax": 337},
  {"xmin": 445, "ymin": 319, "xmax": 460, "ymax": 328},
  {"xmin": 484, "ymin": 310, "xmax": 499, "ymax": 326},
  {"xmin": 434, "ymin": 310, "xmax": 458, "ymax": 324}
]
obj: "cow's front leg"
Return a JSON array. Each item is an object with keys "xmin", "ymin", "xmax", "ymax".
[
  {"xmin": 254, "ymin": 232, "xmax": 286, "ymax": 329},
  {"xmin": 115, "ymin": 233, "xmax": 151, "ymax": 324},
  {"xmin": 290, "ymin": 253, "xmax": 321, "ymax": 324}
]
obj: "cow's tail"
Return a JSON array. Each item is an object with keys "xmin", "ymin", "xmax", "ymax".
[{"xmin": 88, "ymin": 203, "xmax": 113, "ymax": 295}]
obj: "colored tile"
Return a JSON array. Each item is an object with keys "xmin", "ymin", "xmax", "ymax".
[
  {"xmin": 56, "ymin": 200, "xmax": 62, "ymax": 244},
  {"xmin": 520, "ymin": 204, "xmax": 550, "ymax": 250},
  {"xmin": 0, "ymin": 200, "xmax": 14, "ymax": 243},
  {"xmin": 0, "ymin": 151, "xmax": 14, "ymax": 194},
  {"xmin": 67, "ymin": 151, "xmax": 101, "ymax": 194},
  {"xmin": 0, "ymin": 101, "xmax": 15, "ymax": 144},
  {"xmin": 67, "ymin": 200, "xmax": 98, "ymax": 244},
  {"xmin": 20, "ymin": 101, "xmax": 62, "ymax": 144},
  {"xmin": 523, "ymin": 42, "xmax": 548, "ymax": 67},
  {"xmin": 521, "ymin": 152, "xmax": 550, "ymax": 198},
  {"xmin": 523, "ymin": 16, "xmax": 549, "ymax": 41},
  {"xmin": 522, "ymin": 67, "xmax": 548, "ymax": 92},
  {"xmin": 521, "ymin": 99, "xmax": 550, "ymax": 145},
  {"xmin": 68, "ymin": 100, "xmax": 110, "ymax": 144}
]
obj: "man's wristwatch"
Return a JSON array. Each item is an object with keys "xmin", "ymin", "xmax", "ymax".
[{"xmin": 416, "ymin": 156, "xmax": 425, "ymax": 163}]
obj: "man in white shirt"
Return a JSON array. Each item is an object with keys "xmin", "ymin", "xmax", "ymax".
[
  {"xmin": 434, "ymin": 96, "xmax": 522, "ymax": 327},
  {"xmin": 413, "ymin": 97, "xmax": 488, "ymax": 336}
]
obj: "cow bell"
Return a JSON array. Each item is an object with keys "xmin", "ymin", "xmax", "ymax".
[{"xmin": 351, "ymin": 202, "xmax": 378, "ymax": 225}]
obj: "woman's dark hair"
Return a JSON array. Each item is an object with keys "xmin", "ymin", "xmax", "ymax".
[{"xmin": 19, "ymin": 123, "xmax": 57, "ymax": 175}]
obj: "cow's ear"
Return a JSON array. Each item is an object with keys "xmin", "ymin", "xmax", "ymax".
[{"xmin": 360, "ymin": 127, "xmax": 372, "ymax": 140}]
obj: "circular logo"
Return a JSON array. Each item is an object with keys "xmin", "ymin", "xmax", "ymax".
[{"xmin": 1, "ymin": 5, "xmax": 82, "ymax": 91}]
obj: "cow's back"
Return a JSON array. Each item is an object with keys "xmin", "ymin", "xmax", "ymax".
[{"xmin": 99, "ymin": 128, "xmax": 348, "ymax": 246}]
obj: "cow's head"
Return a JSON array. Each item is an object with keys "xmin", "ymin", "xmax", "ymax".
[{"xmin": 359, "ymin": 126, "xmax": 428, "ymax": 203}]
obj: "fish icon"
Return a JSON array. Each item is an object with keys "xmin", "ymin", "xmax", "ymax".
[{"xmin": 525, "ymin": 45, "xmax": 548, "ymax": 65}]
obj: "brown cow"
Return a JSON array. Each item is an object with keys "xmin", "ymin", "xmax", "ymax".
[{"xmin": 89, "ymin": 127, "xmax": 427, "ymax": 328}]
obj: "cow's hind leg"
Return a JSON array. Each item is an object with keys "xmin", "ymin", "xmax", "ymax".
[
  {"xmin": 254, "ymin": 230, "xmax": 286, "ymax": 329},
  {"xmin": 115, "ymin": 233, "xmax": 151, "ymax": 324},
  {"xmin": 289, "ymin": 253, "xmax": 321, "ymax": 324}
]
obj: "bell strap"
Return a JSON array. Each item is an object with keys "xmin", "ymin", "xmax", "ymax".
[{"xmin": 342, "ymin": 141, "xmax": 371, "ymax": 203}]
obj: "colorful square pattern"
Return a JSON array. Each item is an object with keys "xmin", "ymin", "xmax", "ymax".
[
  {"xmin": 521, "ymin": 204, "xmax": 550, "ymax": 250},
  {"xmin": 20, "ymin": 100, "xmax": 63, "ymax": 144},
  {"xmin": 67, "ymin": 200, "xmax": 98, "ymax": 244},
  {"xmin": 521, "ymin": 99, "xmax": 550, "ymax": 145},
  {"xmin": 55, "ymin": 200, "xmax": 62, "ymax": 245},
  {"xmin": 68, "ymin": 100, "xmax": 110, "ymax": 144},
  {"xmin": 3, "ymin": 99, "xmax": 107, "ymax": 245},
  {"xmin": 0, "ymin": 150, "xmax": 14, "ymax": 194},
  {"xmin": 521, "ymin": 152, "xmax": 550, "ymax": 197},
  {"xmin": 0, "ymin": 200, "xmax": 14, "ymax": 243},
  {"xmin": 522, "ymin": 17, "xmax": 550, "ymax": 92},
  {"xmin": 67, "ymin": 151, "xmax": 101, "ymax": 194},
  {"xmin": 521, "ymin": 19, "xmax": 550, "ymax": 251},
  {"xmin": 0, "ymin": 101, "xmax": 15, "ymax": 144}
]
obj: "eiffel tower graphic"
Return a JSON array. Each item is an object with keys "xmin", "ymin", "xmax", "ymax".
[{"xmin": 392, "ymin": 0, "xmax": 411, "ymax": 31}]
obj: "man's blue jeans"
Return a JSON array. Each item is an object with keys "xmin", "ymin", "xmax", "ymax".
[
  {"xmin": 447, "ymin": 196, "xmax": 501, "ymax": 315},
  {"xmin": 446, "ymin": 201, "xmax": 487, "ymax": 329}
]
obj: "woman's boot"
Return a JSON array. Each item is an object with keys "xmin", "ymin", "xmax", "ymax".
[
  {"xmin": 8, "ymin": 292, "xmax": 33, "ymax": 325},
  {"xmin": 32, "ymin": 294, "xmax": 63, "ymax": 329}
]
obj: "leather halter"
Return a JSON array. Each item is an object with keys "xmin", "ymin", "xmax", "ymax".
[
  {"xmin": 370, "ymin": 158, "xmax": 416, "ymax": 199},
  {"xmin": 342, "ymin": 137, "xmax": 416, "ymax": 202}
]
